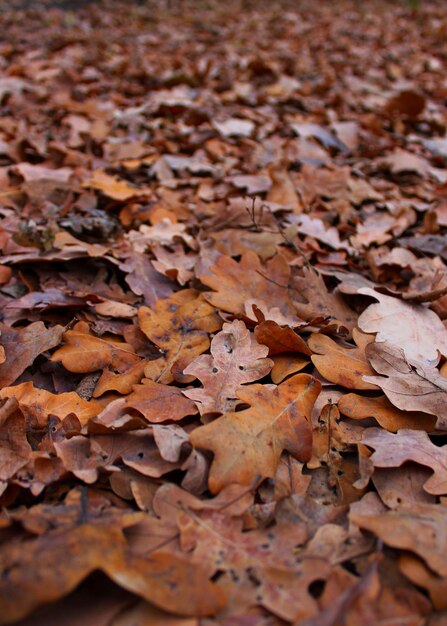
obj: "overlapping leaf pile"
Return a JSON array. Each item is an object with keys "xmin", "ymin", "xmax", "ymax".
[{"xmin": 1, "ymin": 0, "xmax": 447, "ymax": 623}]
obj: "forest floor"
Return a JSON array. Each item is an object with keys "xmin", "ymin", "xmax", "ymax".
[{"xmin": 1, "ymin": 1, "xmax": 447, "ymax": 624}]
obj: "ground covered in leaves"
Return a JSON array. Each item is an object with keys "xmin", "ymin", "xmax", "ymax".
[{"xmin": 1, "ymin": 0, "xmax": 447, "ymax": 624}]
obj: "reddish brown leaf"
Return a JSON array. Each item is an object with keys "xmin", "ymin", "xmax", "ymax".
[
  {"xmin": 183, "ymin": 320, "xmax": 273, "ymax": 414},
  {"xmin": 190, "ymin": 374, "xmax": 320, "ymax": 492}
]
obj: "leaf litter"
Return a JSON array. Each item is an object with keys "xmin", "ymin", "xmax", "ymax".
[{"xmin": 1, "ymin": 0, "xmax": 447, "ymax": 624}]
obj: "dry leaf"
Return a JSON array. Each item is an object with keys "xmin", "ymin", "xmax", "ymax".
[
  {"xmin": 358, "ymin": 288, "xmax": 447, "ymax": 364},
  {"xmin": 363, "ymin": 342, "xmax": 447, "ymax": 429},
  {"xmin": 309, "ymin": 328, "xmax": 377, "ymax": 390},
  {"xmin": 190, "ymin": 374, "xmax": 320, "ymax": 492},
  {"xmin": 183, "ymin": 320, "xmax": 273, "ymax": 414},
  {"xmin": 138, "ymin": 289, "xmax": 221, "ymax": 384}
]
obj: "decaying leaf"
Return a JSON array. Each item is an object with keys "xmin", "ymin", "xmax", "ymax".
[
  {"xmin": 0, "ymin": 523, "xmax": 225, "ymax": 624},
  {"xmin": 52, "ymin": 322, "xmax": 140, "ymax": 374},
  {"xmin": 358, "ymin": 428, "xmax": 447, "ymax": 496},
  {"xmin": 2, "ymin": 1, "xmax": 447, "ymax": 622},
  {"xmin": 351, "ymin": 503, "xmax": 447, "ymax": 578},
  {"xmin": 138, "ymin": 289, "xmax": 221, "ymax": 384},
  {"xmin": 338, "ymin": 393, "xmax": 436, "ymax": 432},
  {"xmin": 309, "ymin": 328, "xmax": 377, "ymax": 390},
  {"xmin": 358, "ymin": 288, "xmax": 447, "ymax": 364},
  {"xmin": 190, "ymin": 374, "xmax": 320, "ymax": 492},
  {"xmin": 199, "ymin": 251, "xmax": 295, "ymax": 318},
  {"xmin": 0, "ymin": 382, "xmax": 102, "ymax": 427},
  {"xmin": 363, "ymin": 342, "xmax": 447, "ymax": 429},
  {"xmin": 183, "ymin": 320, "xmax": 273, "ymax": 414},
  {"xmin": 0, "ymin": 322, "xmax": 64, "ymax": 387}
]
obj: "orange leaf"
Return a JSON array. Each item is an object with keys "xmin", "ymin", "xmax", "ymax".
[
  {"xmin": 0, "ymin": 382, "xmax": 102, "ymax": 427},
  {"xmin": 309, "ymin": 328, "xmax": 377, "ymax": 390},
  {"xmin": 139, "ymin": 289, "xmax": 221, "ymax": 384},
  {"xmin": 0, "ymin": 524, "xmax": 225, "ymax": 624},
  {"xmin": 190, "ymin": 374, "xmax": 320, "ymax": 493},
  {"xmin": 52, "ymin": 322, "xmax": 140, "ymax": 374},
  {"xmin": 199, "ymin": 251, "xmax": 295, "ymax": 318}
]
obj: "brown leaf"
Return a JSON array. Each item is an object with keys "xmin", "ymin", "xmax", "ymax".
[
  {"xmin": 293, "ymin": 267, "xmax": 357, "ymax": 332},
  {"xmin": 93, "ymin": 361, "xmax": 147, "ymax": 397},
  {"xmin": 0, "ymin": 382, "xmax": 102, "ymax": 427},
  {"xmin": 84, "ymin": 170, "xmax": 151, "ymax": 201},
  {"xmin": 385, "ymin": 90, "xmax": 425, "ymax": 118},
  {"xmin": 0, "ymin": 524, "xmax": 225, "ymax": 624},
  {"xmin": 358, "ymin": 428, "xmax": 447, "ymax": 496},
  {"xmin": 120, "ymin": 249, "xmax": 177, "ymax": 309},
  {"xmin": 309, "ymin": 328, "xmax": 377, "ymax": 390},
  {"xmin": 351, "ymin": 503, "xmax": 447, "ymax": 578},
  {"xmin": 190, "ymin": 373, "xmax": 320, "ymax": 492},
  {"xmin": 270, "ymin": 353, "xmax": 309, "ymax": 384},
  {"xmin": 338, "ymin": 393, "xmax": 436, "ymax": 432},
  {"xmin": 139, "ymin": 289, "xmax": 221, "ymax": 384},
  {"xmin": 266, "ymin": 164, "xmax": 302, "ymax": 212},
  {"xmin": 363, "ymin": 342, "xmax": 447, "ymax": 429},
  {"xmin": 198, "ymin": 251, "xmax": 295, "ymax": 318},
  {"xmin": 358, "ymin": 288, "xmax": 447, "ymax": 364},
  {"xmin": 125, "ymin": 379, "xmax": 198, "ymax": 423},
  {"xmin": 0, "ymin": 322, "xmax": 64, "ymax": 387},
  {"xmin": 254, "ymin": 320, "xmax": 311, "ymax": 355},
  {"xmin": 183, "ymin": 320, "xmax": 273, "ymax": 414},
  {"xmin": 51, "ymin": 322, "xmax": 140, "ymax": 374},
  {"xmin": 0, "ymin": 398, "xmax": 31, "ymax": 482}
]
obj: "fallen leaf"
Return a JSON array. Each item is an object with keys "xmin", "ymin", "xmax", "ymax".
[
  {"xmin": 0, "ymin": 382, "xmax": 102, "ymax": 427},
  {"xmin": 183, "ymin": 320, "xmax": 273, "ymax": 414},
  {"xmin": 351, "ymin": 503, "xmax": 447, "ymax": 578},
  {"xmin": 0, "ymin": 524, "xmax": 225, "ymax": 624},
  {"xmin": 254, "ymin": 320, "xmax": 311, "ymax": 355},
  {"xmin": 363, "ymin": 342, "xmax": 447, "ymax": 429},
  {"xmin": 190, "ymin": 373, "xmax": 320, "ymax": 492},
  {"xmin": 309, "ymin": 328, "xmax": 377, "ymax": 390},
  {"xmin": 139, "ymin": 289, "xmax": 221, "ymax": 384},
  {"xmin": 0, "ymin": 398, "xmax": 31, "ymax": 482},
  {"xmin": 124, "ymin": 378, "xmax": 198, "ymax": 423},
  {"xmin": 358, "ymin": 288, "xmax": 447, "ymax": 364},
  {"xmin": 0, "ymin": 322, "xmax": 64, "ymax": 387},
  {"xmin": 84, "ymin": 170, "xmax": 151, "ymax": 201},
  {"xmin": 199, "ymin": 251, "xmax": 295, "ymax": 318},
  {"xmin": 51, "ymin": 322, "xmax": 140, "ymax": 374},
  {"xmin": 358, "ymin": 428, "xmax": 447, "ymax": 496},
  {"xmin": 338, "ymin": 393, "xmax": 436, "ymax": 432}
]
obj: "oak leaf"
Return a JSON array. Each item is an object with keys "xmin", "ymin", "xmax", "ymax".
[
  {"xmin": 0, "ymin": 398, "xmax": 31, "ymax": 482},
  {"xmin": 351, "ymin": 503, "xmax": 447, "ymax": 578},
  {"xmin": 271, "ymin": 354, "xmax": 309, "ymax": 384},
  {"xmin": 92, "ymin": 361, "xmax": 147, "ymax": 397},
  {"xmin": 0, "ymin": 382, "xmax": 102, "ymax": 427},
  {"xmin": 358, "ymin": 288, "xmax": 447, "ymax": 364},
  {"xmin": 254, "ymin": 320, "xmax": 310, "ymax": 355},
  {"xmin": 338, "ymin": 393, "xmax": 436, "ymax": 432},
  {"xmin": 190, "ymin": 373, "xmax": 321, "ymax": 493},
  {"xmin": 266, "ymin": 164, "xmax": 302, "ymax": 212},
  {"xmin": 183, "ymin": 320, "xmax": 273, "ymax": 414},
  {"xmin": 84, "ymin": 170, "xmax": 151, "ymax": 201},
  {"xmin": 292, "ymin": 266, "xmax": 357, "ymax": 332},
  {"xmin": 51, "ymin": 322, "xmax": 140, "ymax": 374},
  {"xmin": 120, "ymin": 248, "xmax": 177, "ymax": 309},
  {"xmin": 309, "ymin": 328, "xmax": 377, "ymax": 390},
  {"xmin": 125, "ymin": 378, "xmax": 198, "ymax": 423},
  {"xmin": 198, "ymin": 251, "xmax": 295, "ymax": 318},
  {"xmin": 363, "ymin": 342, "xmax": 447, "ymax": 429},
  {"xmin": 0, "ymin": 321, "xmax": 64, "ymax": 387},
  {"xmin": 0, "ymin": 523, "xmax": 225, "ymax": 624},
  {"xmin": 359, "ymin": 428, "xmax": 447, "ymax": 496},
  {"xmin": 139, "ymin": 289, "xmax": 221, "ymax": 384}
]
